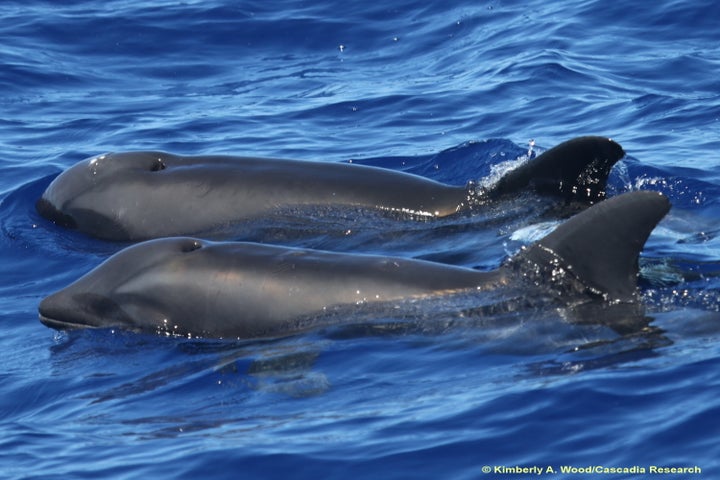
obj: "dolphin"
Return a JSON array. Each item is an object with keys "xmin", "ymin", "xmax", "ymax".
[
  {"xmin": 36, "ymin": 136, "xmax": 624, "ymax": 241},
  {"xmin": 38, "ymin": 191, "xmax": 669, "ymax": 340}
]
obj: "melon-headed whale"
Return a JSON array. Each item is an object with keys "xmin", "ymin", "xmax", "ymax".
[
  {"xmin": 36, "ymin": 136, "xmax": 624, "ymax": 241},
  {"xmin": 38, "ymin": 191, "xmax": 669, "ymax": 340}
]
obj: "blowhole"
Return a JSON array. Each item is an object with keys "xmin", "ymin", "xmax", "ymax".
[
  {"xmin": 150, "ymin": 159, "xmax": 167, "ymax": 172},
  {"xmin": 181, "ymin": 240, "xmax": 202, "ymax": 253}
]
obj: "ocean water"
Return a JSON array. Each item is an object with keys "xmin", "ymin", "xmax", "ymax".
[{"xmin": 1, "ymin": 0, "xmax": 720, "ymax": 478}]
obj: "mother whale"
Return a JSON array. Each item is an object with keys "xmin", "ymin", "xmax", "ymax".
[
  {"xmin": 36, "ymin": 136, "xmax": 624, "ymax": 241},
  {"xmin": 39, "ymin": 191, "xmax": 669, "ymax": 339}
]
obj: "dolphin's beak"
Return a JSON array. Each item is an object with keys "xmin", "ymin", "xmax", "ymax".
[
  {"xmin": 36, "ymin": 197, "xmax": 78, "ymax": 229},
  {"xmin": 38, "ymin": 289, "xmax": 134, "ymax": 331},
  {"xmin": 38, "ymin": 291, "xmax": 87, "ymax": 330}
]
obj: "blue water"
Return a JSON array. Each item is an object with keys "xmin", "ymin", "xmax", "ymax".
[{"xmin": 2, "ymin": 0, "xmax": 720, "ymax": 478}]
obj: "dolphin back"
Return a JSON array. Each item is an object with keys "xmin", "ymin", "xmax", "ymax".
[{"xmin": 510, "ymin": 190, "xmax": 670, "ymax": 302}]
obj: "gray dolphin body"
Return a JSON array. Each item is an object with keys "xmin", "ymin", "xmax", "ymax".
[
  {"xmin": 36, "ymin": 136, "xmax": 624, "ymax": 241},
  {"xmin": 39, "ymin": 191, "xmax": 669, "ymax": 339}
]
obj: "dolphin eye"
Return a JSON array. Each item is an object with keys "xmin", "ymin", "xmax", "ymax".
[
  {"xmin": 150, "ymin": 158, "xmax": 166, "ymax": 172},
  {"xmin": 180, "ymin": 240, "xmax": 202, "ymax": 253}
]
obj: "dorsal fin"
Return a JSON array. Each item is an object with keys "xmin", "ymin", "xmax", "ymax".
[
  {"xmin": 488, "ymin": 136, "xmax": 625, "ymax": 202},
  {"xmin": 512, "ymin": 191, "xmax": 670, "ymax": 301}
]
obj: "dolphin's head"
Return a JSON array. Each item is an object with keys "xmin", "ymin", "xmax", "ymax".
[
  {"xmin": 39, "ymin": 237, "xmax": 209, "ymax": 335},
  {"xmin": 35, "ymin": 152, "xmax": 173, "ymax": 240}
]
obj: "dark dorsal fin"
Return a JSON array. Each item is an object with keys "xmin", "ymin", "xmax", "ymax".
[
  {"xmin": 488, "ymin": 136, "xmax": 625, "ymax": 202},
  {"xmin": 513, "ymin": 191, "xmax": 670, "ymax": 301}
]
